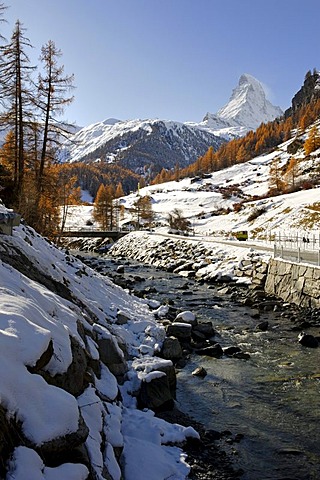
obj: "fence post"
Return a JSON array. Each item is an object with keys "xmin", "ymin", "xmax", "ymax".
[
  {"xmin": 318, "ymin": 250, "xmax": 320, "ymax": 267},
  {"xmin": 298, "ymin": 247, "xmax": 300, "ymax": 263},
  {"xmin": 273, "ymin": 243, "xmax": 277, "ymax": 258},
  {"xmin": 281, "ymin": 245, "xmax": 284, "ymax": 259}
]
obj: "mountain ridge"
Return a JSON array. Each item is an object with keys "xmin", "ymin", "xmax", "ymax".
[{"xmin": 61, "ymin": 74, "xmax": 283, "ymax": 175}]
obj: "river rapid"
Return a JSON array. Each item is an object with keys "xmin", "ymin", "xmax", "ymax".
[{"xmin": 81, "ymin": 253, "xmax": 320, "ymax": 480}]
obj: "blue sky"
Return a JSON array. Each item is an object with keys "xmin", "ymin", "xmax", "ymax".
[{"xmin": 2, "ymin": 0, "xmax": 320, "ymax": 127}]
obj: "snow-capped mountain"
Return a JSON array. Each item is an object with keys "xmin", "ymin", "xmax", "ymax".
[
  {"xmin": 196, "ymin": 74, "xmax": 283, "ymax": 138},
  {"xmin": 61, "ymin": 74, "xmax": 282, "ymax": 172},
  {"xmin": 60, "ymin": 118, "xmax": 224, "ymax": 174}
]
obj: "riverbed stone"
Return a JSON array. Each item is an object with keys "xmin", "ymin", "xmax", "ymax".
[
  {"xmin": 193, "ymin": 322, "xmax": 215, "ymax": 338},
  {"xmin": 298, "ymin": 332, "xmax": 319, "ymax": 348},
  {"xmin": 195, "ymin": 343, "xmax": 223, "ymax": 358},
  {"xmin": 175, "ymin": 310, "xmax": 197, "ymax": 326},
  {"xmin": 222, "ymin": 346, "xmax": 242, "ymax": 356},
  {"xmin": 166, "ymin": 322, "xmax": 192, "ymax": 342},
  {"xmin": 161, "ymin": 336, "xmax": 183, "ymax": 360},
  {"xmin": 256, "ymin": 321, "xmax": 269, "ymax": 331},
  {"xmin": 192, "ymin": 366, "xmax": 207, "ymax": 378}
]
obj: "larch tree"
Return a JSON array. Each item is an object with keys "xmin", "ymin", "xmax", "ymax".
[
  {"xmin": 36, "ymin": 40, "xmax": 74, "ymax": 196},
  {"xmin": 285, "ymin": 157, "xmax": 299, "ymax": 191},
  {"xmin": 304, "ymin": 126, "xmax": 320, "ymax": 156},
  {"xmin": 268, "ymin": 157, "xmax": 286, "ymax": 194},
  {"xmin": 93, "ymin": 184, "xmax": 115, "ymax": 230},
  {"xmin": 133, "ymin": 195, "xmax": 154, "ymax": 228},
  {"xmin": 115, "ymin": 181, "xmax": 125, "ymax": 198},
  {"xmin": 0, "ymin": 20, "xmax": 36, "ymax": 198}
]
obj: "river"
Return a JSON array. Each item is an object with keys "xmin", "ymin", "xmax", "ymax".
[{"xmin": 82, "ymin": 253, "xmax": 320, "ymax": 480}]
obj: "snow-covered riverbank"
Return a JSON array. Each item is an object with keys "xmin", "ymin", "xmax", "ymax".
[
  {"xmin": 0, "ymin": 206, "xmax": 202, "ymax": 480},
  {"xmin": 108, "ymin": 231, "xmax": 271, "ymax": 285}
]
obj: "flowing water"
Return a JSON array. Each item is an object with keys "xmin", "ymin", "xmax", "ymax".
[{"xmin": 84, "ymin": 255, "xmax": 320, "ymax": 480}]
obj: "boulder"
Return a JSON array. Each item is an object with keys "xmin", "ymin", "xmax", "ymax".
[
  {"xmin": 192, "ymin": 366, "xmax": 207, "ymax": 378},
  {"xmin": 93, "ymin": 325, "xmax": 127, "ymax": 380},
  {"xmin": 166, "ymin": 322, "xmax": 192, "ymax": 343},
  {"xmin": 193, "ymin": 321, "xmax": 216, "ymax": 338},
  {"xmin": 161, "ymin": 336, "xmax": 183, "ymax": 361},
  {"xmin": 0, "ymin": 406, "xmax": 19, "ymax": 477},
  {"xmin": 40, "ymin": 337, "xmax": 88, "ymax": 397},
  {"xmin": 31, "ymin": 415, "xmax": 89, "ymax": 462},
  {"xmin": 138, "ymin": 374, "xmax": 174, "ymax": 412},
  {"xmin": 298, "ymin": 332, "xmax": 319, "ymax": 348},
  {"xmin": 195, "ymin": 343, "xmax": 223, "ymax": 358},
  {"xmin": 175, "ymin": 310, "xmax": 197, "ymax": 326},
  {"xmin": 116, "ymin": 310, "xmax": 130, "ymax": 325},
  {"xmin": 27, "ymin": 339, "xmax": 54, "ymax": 373}
]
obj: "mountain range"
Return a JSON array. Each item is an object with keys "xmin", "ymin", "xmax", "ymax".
[{"xmin": 61, "ymin": 74, "xmax": 283, "ymax": 175}]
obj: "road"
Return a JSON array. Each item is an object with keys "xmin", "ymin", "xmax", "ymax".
[{"xmin": 152, "ymin": 231, "xmax": 320, "ymax": 266}]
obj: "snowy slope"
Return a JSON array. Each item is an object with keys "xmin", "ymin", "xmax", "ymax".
[{"xmin": 65, "ymin": 123, "xmax": 320, "ymax": 239}]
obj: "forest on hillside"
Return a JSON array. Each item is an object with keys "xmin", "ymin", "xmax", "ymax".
[{"xmin": 153, "ymin": 71, "xmax": 320, "ymax": 195}]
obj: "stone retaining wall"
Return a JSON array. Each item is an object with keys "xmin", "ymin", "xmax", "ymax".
[{"xmin": 264, "ymin": 258, "xmax": 320, "ymax": 308}]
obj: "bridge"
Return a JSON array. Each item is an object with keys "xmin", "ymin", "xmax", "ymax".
[{"xmin": 58, "ymin": 229, "xmax": 131, "ymax": 240}]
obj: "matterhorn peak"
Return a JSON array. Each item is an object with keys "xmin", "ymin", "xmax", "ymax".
[{"xmin": 202, "ymin": 74, "xmax": 283, "ymax": 137}]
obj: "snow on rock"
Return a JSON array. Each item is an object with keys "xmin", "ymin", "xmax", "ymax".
[
  {"xmin": 175, "ymin": 311, "xmax": 196, "ymax": 324},
  {"xmin": 120, "ymin": 407, "xmax": 199, "ymax": 480},
  {"xmin": 6, "ymin": 446, "xmax": 89, "ymax": 480}
]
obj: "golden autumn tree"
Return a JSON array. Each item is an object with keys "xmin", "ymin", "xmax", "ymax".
[
  {"xmin": 304, "ymin": 126, "xmax": 320, "ymax": 155},
  {"xmin": 285, "ymin": 157, "xmax": 299, "ymax": 191},
  {"xmin": 115, "ymin": 181, "xmax": 125, "ymax": 198},
  {"xmin": 133, "ymin": 195, "xmax": 154, "ymax": 228},
  {"xmin": 268, "ymin": 157, "xmax": 286, "ymax": 194},
  {"xmin": 93, "ymin": 184, "xmax": 115, "ymax": 229}
]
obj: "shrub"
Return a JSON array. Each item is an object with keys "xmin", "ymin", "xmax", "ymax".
[{"xmin": 247, "ymin": 207, "xmax": 267, "ymax": 222}]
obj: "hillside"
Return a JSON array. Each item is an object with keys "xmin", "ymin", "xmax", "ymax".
[{"xmin": 64, "ymin": 120, "xmax": 320, "ymax": 241}]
